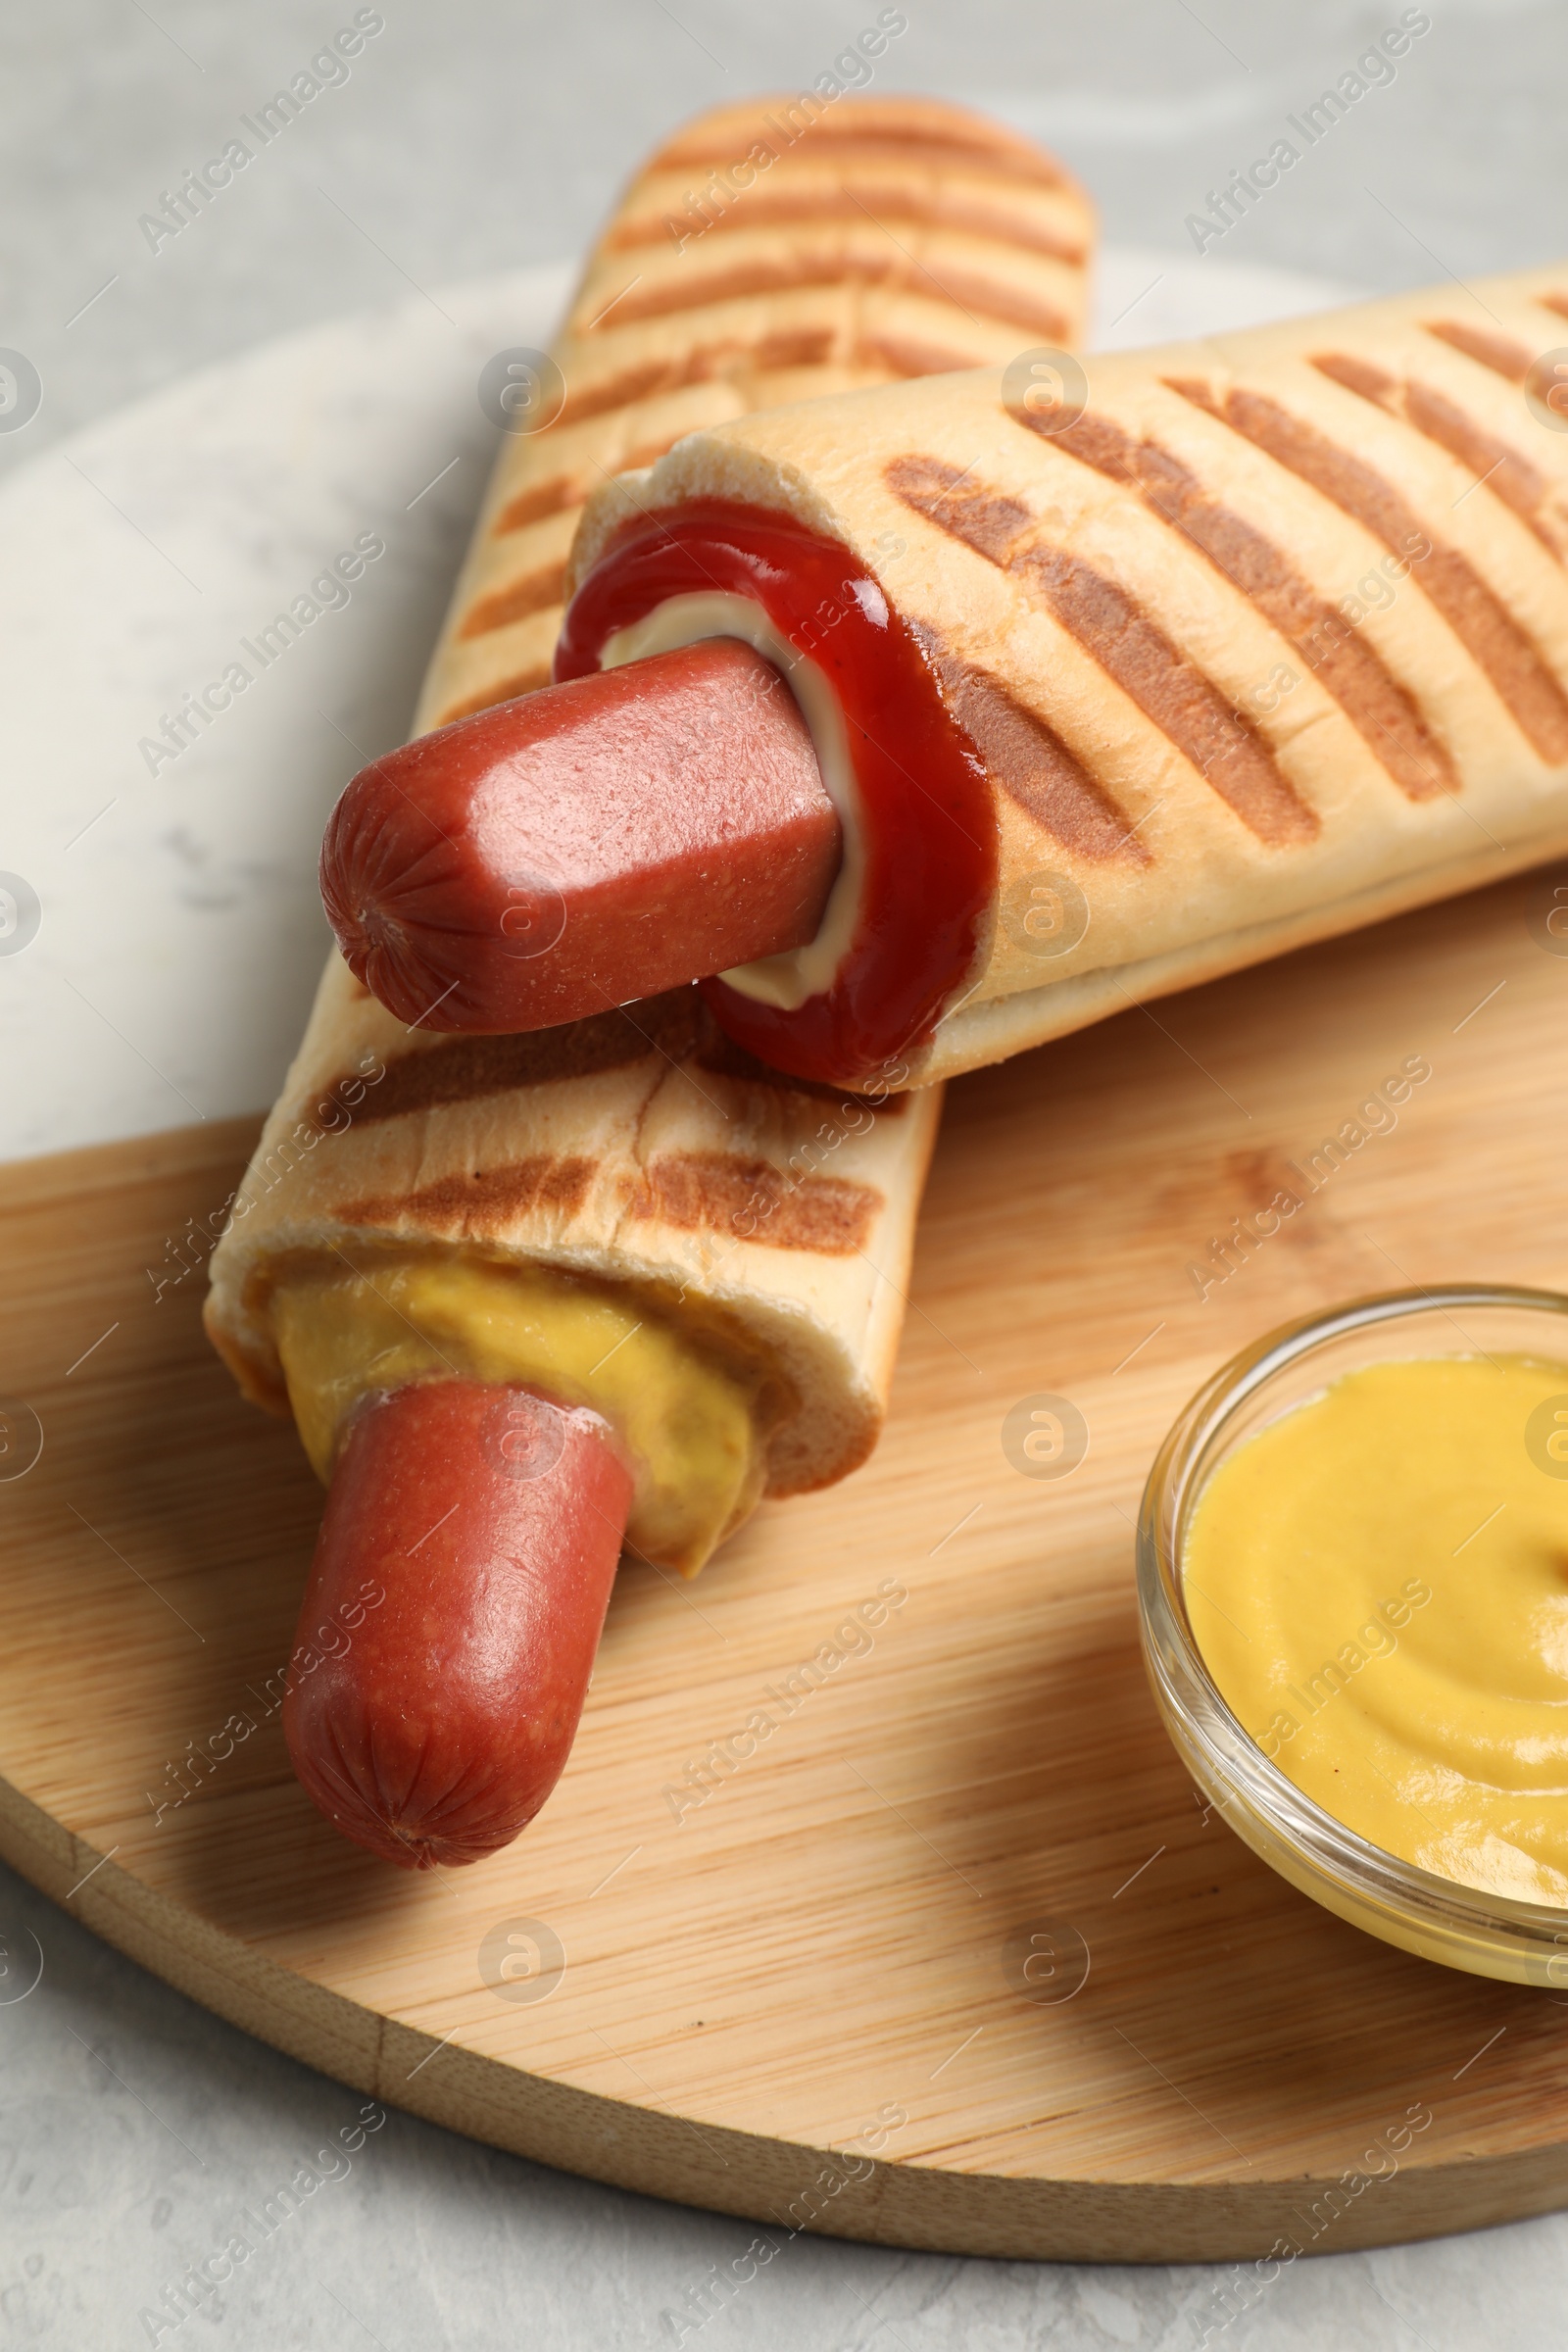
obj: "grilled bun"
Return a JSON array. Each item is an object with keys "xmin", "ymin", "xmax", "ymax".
[
  {"xmin": 571, "ymin": 265, "xmax": 1568, "ymax": 1084},
  {"xmin": 415, "ymin": 93, "xmax": 1093, "ymax": 732}
]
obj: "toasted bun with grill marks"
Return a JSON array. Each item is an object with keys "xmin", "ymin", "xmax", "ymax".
[
  {"xmin": 204, "ymin": 966, "xmax": 940, "ymax": 1499},
  {"xmin": 413, "ymin": 93, "xmax": 1093, "ymax": 733},
  {"xmin": 206, "ymin": 93, "xmax": 1087, "ymax": 1498},
  {"xmin": 571, "ymin": 265, "xmax": 1568, "ymax": 1085}
]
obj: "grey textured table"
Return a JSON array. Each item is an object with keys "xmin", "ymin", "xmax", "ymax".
[{"xmin": 4, "ymin": 3, "xmax": 1567, "ymax": 2344}]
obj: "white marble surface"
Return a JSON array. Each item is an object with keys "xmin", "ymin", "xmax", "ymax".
[
  {"xmin": 3, "ymin": 4, "xmax": 1567, "ymax": 2345},
  {"xmin": 0, "ymin": 263, "xmax": 569, "ymax": 1159}
]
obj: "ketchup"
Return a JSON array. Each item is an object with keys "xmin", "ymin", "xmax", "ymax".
[{"xmin": 555, "ymin": 502, "xmax": 998, "ymax": 1089}]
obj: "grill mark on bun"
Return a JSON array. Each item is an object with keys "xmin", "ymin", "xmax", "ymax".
[
  {"xmin": 887, "ymin": 454, "xmax": 1319, "ymax": 846},
  {"xmin": 856, "ymin": 331, "xmax": 999, "ymax": 378},
  {"xmin": 556, "ymin": 360, "xmax": 673, "ymax": 426},
  {"xmin": 1536, "ymin": 294, "xmax": 1568, "ymax": 324},
  {"xmin": 494, "ymin": 475, "xmax": 585, "ymax": 535},
  {"xmin": 436, "ymin": 663, "xmax": 556, "ymax": 725},
  {"xmin": 1046, "ymin": 406, "xmax": 1455, "ymax": 801},
  {"xmin": 1423, "ymin": 319, "xmax": 1535, "ymax": 381},
  {"xmin": 886, "ymin": 453, "xmax": 1032, "ymax": 556},
  {"xmin": 1402, "ymin": 382, "xmax": 1557, "ymax": 543},
  {"xmin": 650, "ymin": 130, "xmax": 1068, "ymax": 187},
  {"xmin": 629, "ymin": 1152, "xmax": 881, "ymax": 1253},
  {"xmin": 339, "ymin": 1155, "xmax": 596, "ymax": 1236},
  {"xmin": 754, "ymin": 325, "xmax": 839, "ymax": 369},
  {"xmin": 908, "ymin": 617, "xmax": 1150, "ymax": 859},
  {"xmin": 792, "ymin": 129, "xmax": 1063, "ymax": 179},
  {"xmin": 775, "ymin": 136, "xmax": 1062, "ymax": 183},
  {"xmin": 459, "ymin": 560, "xmax": 569, "ymax": 639},
  {"xmin": 556, "ymin": 329, "xmax": 840, "ymax": 403},
  {"xmin": 1169, "ymin": 379, "xmax": 1568, "ymax": 762},
  {"xmin": 1312, "ymin": 352, "xmax": 1564, "ymax": 562},
  {"xmin": 606, "ymin": 188, "xmax": 1087, "ymax": 265},
  {"xmin": 1025, "ymin": 546, "xmax": 1320, "ymax": 844},
  {"xmin": 580, "ymin": 253, "xmax": 1073, "ymax": 341},
  {"xmin": 491, "ymin": 427, "xmax": 690, "ymax": 540},
  {"xmin": 1309, "ymin": 351, "xmax": 1397, "ymax": 404},
  {"xmin": 557, "ymin": 332, "xmax": 841, "ymax": 412},
  {"xmin": 336, "ymin": 993, "xmax": 886, "ymax": 1127},
  {"xmin": 347, "ymin": 996, "xmax": 706, "ymax": 1122}
]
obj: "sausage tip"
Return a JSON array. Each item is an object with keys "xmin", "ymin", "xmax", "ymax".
[{"xmin": 283, "ymin": 1381, "xmax": 633, "ymax": 1868}]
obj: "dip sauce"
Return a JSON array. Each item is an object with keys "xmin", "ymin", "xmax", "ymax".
[
  {"xmin": 1185, "ymin": 1355, "xmax": 1568, "ymax": 1905},
  {"xmin": 557, "ymin": 498, "xmax": 997, "ymax": 1089}
]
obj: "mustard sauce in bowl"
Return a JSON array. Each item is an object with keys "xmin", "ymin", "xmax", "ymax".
[
  {"xmin": 1137, "ymin": 1289, "xmax": 1568, "ymax": 1983},
  {"xmin": 1185, "ymin": 1355, "xmax": 1568, "ymax": 1907}
]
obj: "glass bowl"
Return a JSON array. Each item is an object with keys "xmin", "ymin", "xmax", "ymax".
[{"xmin": 1136, "ymin": 1284, "xmax": 1568, "ymax": 1985}]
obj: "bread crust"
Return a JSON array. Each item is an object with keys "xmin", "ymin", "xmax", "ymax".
[
  {"xmin": 570, "ymin": 266, "xmax": 1568, "ymax": 1084},
  {"xmin": 413, "ymin": 94, "xmax": 1093, "ymax": 731},
  {"xmin": 203, "ymin": 958, "xmax": 941, "ymax": 1495}
]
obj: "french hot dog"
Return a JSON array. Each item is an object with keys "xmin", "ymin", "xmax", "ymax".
[
  {"xmin": 326, "ymin": 264, "xmax": 1568, "ymax": 1093},
  {"xmin": 205, "ymin": 94, "xmax": 1091, "ymax": 1867}
]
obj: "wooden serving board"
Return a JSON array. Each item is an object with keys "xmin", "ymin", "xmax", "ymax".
[{"xmin": 8, "ymin": 866, "xmax": 1568, "ymax": 2263}]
